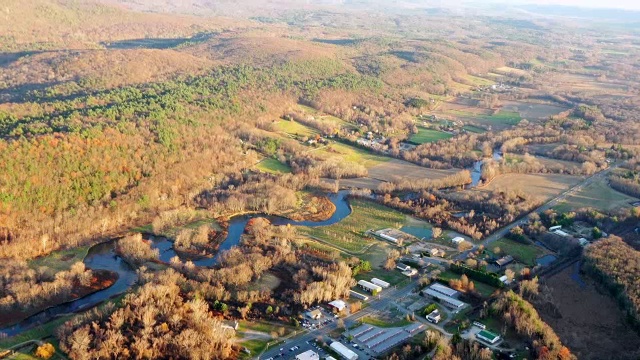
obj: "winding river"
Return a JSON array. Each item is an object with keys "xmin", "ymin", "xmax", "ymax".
[{"xmin": 1, "ymin": 191, "xmax": 352, "ymax": 337}]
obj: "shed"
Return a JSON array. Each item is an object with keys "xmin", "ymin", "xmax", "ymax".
[
  {"xmin": 494, "ymin": 255, "xmax": 514, "ymax": 268},
  {"xmin": 306, "ymin": 309, "xmax": 322, "ymax": 320}
]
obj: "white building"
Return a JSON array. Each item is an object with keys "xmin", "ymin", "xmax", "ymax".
[
  {"xmin": 429, "ymin": 283, "xmax": 458, "ymax": 297},
  {"xmin": 554, "ymin": 229, "xmax": 570, "ymax": 237},
  {"xmin": 578, "ymin": 238, "xmax": 589, "ymax": 246},
  {"xmin": 396, "ymin": 264, "xmax": 411, "ymax": 272},
  {"xmin": 549, "ymin": 225, "xmax": 562, "ymax": 231},
  {"xmin": 378, "ymin": 233, "xmax": 399, "ymax": 243},
  {"xmin": 357, "ymin": 280, "xmax": 382, "ymax": 294},
  {"xmin": 350, "ymin": 290, "xmax": 369, "ymax": 301},
  {"xmin": 306, "ymin": 309, "xmax": 323, "ymax": 320},
  {"xmin": 499, "ymin": 275, "xmax": 511, "ymax": 285},
  {"xmin": 328, "ymin": 300, "xmax": 347, "ymax": 312},
  {"xmin": 422, "ymin": 288, "xmax": 466, "ymax": 309},
  {"xmin": 296, "ymin": 350, "xmax": 320, "ymax": 360},
  {"xmin": 371, "ymin": 278, "xmax": 390, "ymax": 288},
  {"xmin": 330, "ymin": 341, "xmax": 358, "ymax": 360},
  {"xmin": 452, "ymin": 237, "xmax": 465, "ymax": 244},
  {"xmin": 426, "ymin": 309, "xmax": 441, "ymax": 324}
]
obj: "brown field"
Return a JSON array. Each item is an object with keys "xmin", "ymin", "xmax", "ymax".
[
  {"xmin": 479, "ymin": 173, "xmax": 582, "ymax": 201},
  {"xmin": 542, "ymin": 73, "xmax": 630, "ymax": 95},
  {"xmin": 524, "ymin": 143, "xmax": 562, "ymax": 155},
  {"xmin": 325, "ymin": 159, "xmax": 460, "ymax": 190},
  {"xmin": 535, "ymin": 266, "xmax": 640, "ymax": 360},
  {"xmin": 494, "ymin": 66, "xmax": 528, "ymax": 76},
  {"xmin": 500, "ymin": 100, "xmax": 568, "ymax": 121},
  {"xmin": 367, "ymin": 159, "xmax": 459, "ymax": 182}
]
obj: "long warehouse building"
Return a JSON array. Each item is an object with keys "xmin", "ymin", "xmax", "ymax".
[
  {"xmin": 330, "ymin": 341, "xmax": 358, "ymax": 360},
  {"xmin": 357, "ymin": 280, "xmax": 382, "ymax": 294}
]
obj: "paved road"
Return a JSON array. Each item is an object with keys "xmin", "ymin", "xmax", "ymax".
[
  {"xmin": 257, "ymin": 283, "xmax": 419, "ymax": 360},
  {"xmin": 454, "ymin": 165, "xmax": 618, "ymax": 261}
]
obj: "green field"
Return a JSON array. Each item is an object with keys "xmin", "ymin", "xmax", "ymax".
[
  {"xmin": 489, "ymin": 238, "xmax": 543, "ymax": 266},
  {"xmin": 465, "ymin": 75, "xmax": 494, "ymax": 86},
  {"xmin": 317, "ymin": 141, "xmax": 390, "ymax": 168},
  {"xmin": 256, "ymin": 158, "xmax": 292, "ymax": 174},
  {"xmin": 448, "ymin": 109, "xmax": 521, "ymax": 126},
  {"xmin": 408, "ymin": 128, "xmax": 453, "ymax": 144},
  {"xmin": 359, "ymin": 316, "xmax": 413, "ymax": 328},
  {"xmin": 300, "ymin": 199, "xmax": 405, "ymax": 252},
  {"xmin": 462, "ymin": 125, "xmax": 486, "ymax": 133},
  {"xmin": 28, "ymin": 245, "xmax": 90, "ymax": 272},
  {"xmin": 275, "ymin": 119, "xmax": 319, "ymax": 137}
]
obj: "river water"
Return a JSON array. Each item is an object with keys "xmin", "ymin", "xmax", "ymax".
[
  {"xmin": 1, "ymin": 191, "xmax": 352, "ymax": 337},
  {"xmin": 469, "ymin": 151, "xmax": 503, "ymax": 187}
]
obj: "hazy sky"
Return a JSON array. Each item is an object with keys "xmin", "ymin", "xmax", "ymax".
[{"xmin": 513, "ymin": 0, "xmax": 640, "ymax": 10}]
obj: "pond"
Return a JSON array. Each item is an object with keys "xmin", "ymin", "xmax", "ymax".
[{"xmin": 1, "ymin": 191, "xmax": 353, "ymax": 337}]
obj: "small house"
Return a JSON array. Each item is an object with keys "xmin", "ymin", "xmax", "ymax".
[
  {"xmin": 494, "ymin": 255, "xmax": 514, "ymax": 268},
  {"xmin": 306, "ymin": 309, "xmax": 323, "ymax": 320}
]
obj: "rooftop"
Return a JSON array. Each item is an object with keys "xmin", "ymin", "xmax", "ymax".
[{"xmin": 477, "ymin": 330, "xmax": 500, "ymax": 341}]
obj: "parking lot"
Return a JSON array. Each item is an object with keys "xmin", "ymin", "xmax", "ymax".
[{"xmin": 302, "ymin": 306, "xmax": 339, "ymax": 331}]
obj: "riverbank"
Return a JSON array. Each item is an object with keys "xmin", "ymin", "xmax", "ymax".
[{"xmin": 0, "ymin": 269, "xmax": 118, "ymax": 329}]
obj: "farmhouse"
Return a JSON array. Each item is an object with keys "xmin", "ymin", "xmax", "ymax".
[
  {"xmin": 494, "ymin": 255, "xmax": 514, "ymax": 268},
  {"xmin": 426, "ymin": 309, "xmax": 441, "ymax": 324},
  {"xmin": 328, "ymin": 300, "xmax": 347, "ymax": 312},
  {"xmin": 429, "ymin": 283, "xmax": 459, "ymax": 297},
  {"xmin": 350, "ymin": 290, "xmax": 369, "ymax": 301},
  {"xmin": 422, "ymin": 288, "xmax": 466, "ymax": 310},
  {"xmin": 296, "ymin": 350, "xmax": 320, "ymax": 360},
  {"xmin": 357, "ymin": 280, "xmax": 382, "ymax": 295},
  {"xmin": 476, "ymin": 330, "xmax": 501, "ymax": 344},
  {"xmin": 330, "ymin": 341, "xmax": 358, "ymax": 360},
  {"xmin": 306, "ymin": 309, "xmax": 323, "ymax": 320},
  {"xmin": 371, "ymin": 278, "xmax": 390, "ymax": 288}
]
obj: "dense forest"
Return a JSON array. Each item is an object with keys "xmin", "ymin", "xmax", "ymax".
[{"xmin": 583, "ymin": 236, "xmax": 640, "ymax": 328}]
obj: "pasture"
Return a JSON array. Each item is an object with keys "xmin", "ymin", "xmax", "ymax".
[
  {"xmin": 501, "ymin": 100, "xmax": 569, "ymax": 121},
  {"xmin": 479, "ymin": 173, "xmax": 582, "ymax": 201},
  {"xmin": 316, "ymin": 141, "xmax": 390, "ymax": 168},
  {"xmin": 408, "ymin": 128, "xmax": 452, "ymax": 144},
  {"xmin": 256, "ymin": 158, "xmax": 291, "ymax": 174},
  {"xmin": 275, "ymin": 119, "xmax": 318, "ymax": 137},
  {"xmin": 489, "ymin": 238, "xmax": 544, "ymax": 267},
  {"xmin": 555, "ymin": 177, "xmax": 637, "ymax": 211}
]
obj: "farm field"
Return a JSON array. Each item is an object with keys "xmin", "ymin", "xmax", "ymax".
[
  {"xmin": 540, "ymin": 73, "xmax": 630, "ymax": 95},
  {"xmin": 296, "ymin": 104, "xmax": 355, "ymax": 128},
  {"xmin": 367, "ymin": 158, "xmax": 459, "ymax": 182},
  {"xmin": 462, "ymin": 125, "xmax": 485, "ymax": 133},
  {"xmin": 326, "ymin": 158, "xmax": 459, "ymax": 190},
  {"xmin": 256, "ymin": 158, "xmax": 292, "ymax": 174},
  {"xmin": 555, "ymin": 177, "xmax": 637, "ymax": 211},
  {"xmin": 299, "ymin": 199, "xmax": 405, "ymax": 253},
  {"xmin": 408, "ymin": 128, "xmax": 453, "ymax": 144},
  {"xmin": 275, "ymin": 119, "xmax": 319, "ymax": 137},
  {"xmin": 444, "ymin": 108, "xmax": 522, "ymax": 129},
  {"xmin": 489, "ymin": 238, "xmax": 545, "ymax": 267},
  {"xmin": 500, "ymin": 100, "xmax": 569, "ymax": 121},
  {"xmin": 478, "ymin": 173, "xmax": 582, "ymax": 201},
  {"xmin": 316, "ymin": 141, "xmax": 390, "ymax": 168},
  {"xmin": 503, "ymin": 154, "xmax": 582, "ymax": 173},
  {"xmin": 535, "ymin": 266, "xmax": 640, "ymax": 360},
  {"xmin": 494, "ymin": 66, "xmax": 528, "ymax": 76}
]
